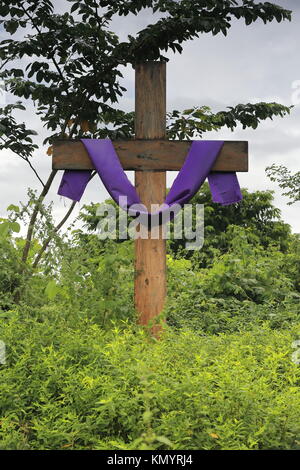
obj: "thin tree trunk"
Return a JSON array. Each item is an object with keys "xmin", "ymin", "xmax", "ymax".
[
  {"xmin": 21, "ymin": 169, "xmax": 57, "ymax": 264},
  {"xmin": 32, "ymin": 201, "xmax": 77, "ymax": 269}
]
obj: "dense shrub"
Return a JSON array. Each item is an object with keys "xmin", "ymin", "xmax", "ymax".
[
  {"xmin": 0, "ymin": 217, "xmax": 23, "ymax": 310},
  {"xmin": 168, "ymin": 186, "xmax": 292, "ymax": 268},
  {"xmin": 0, "ymin": 312, "xmax": 299, "ymax": 450},
  {"xmin": 0, "ymin": 198, "xmax": 299, "ymax": 451},
  {"xmin": 166, "ymin": 227, "xmax": 300, "ymax": 333}
]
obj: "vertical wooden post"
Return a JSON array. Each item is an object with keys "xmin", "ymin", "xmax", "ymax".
[{"xmin": 134, "ymin": 62, "xmax": 167, "ymax": 334}]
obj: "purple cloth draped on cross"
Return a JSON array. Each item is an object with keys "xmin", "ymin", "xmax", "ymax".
[{"xmin": 58, "ymin": 139, "xmax": 242, "ymax": 221}]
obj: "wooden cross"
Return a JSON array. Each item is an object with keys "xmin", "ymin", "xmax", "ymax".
[{"xmin": 53, "ymin": 62, "xmax": 248, "ymax": 334}]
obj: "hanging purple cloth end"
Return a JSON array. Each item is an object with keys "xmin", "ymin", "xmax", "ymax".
[
  {"xmin": 208, "ymin": 172, "xmax": 243, "ymax": 206},
  {"xmin": 58, "ymin": 170, "xmax": 92, "ymax": 202}
]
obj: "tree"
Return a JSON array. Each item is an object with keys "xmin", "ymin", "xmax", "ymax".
[{"xmin": 0, "ymin": 0, "xmax": 293, "ymax": 286}]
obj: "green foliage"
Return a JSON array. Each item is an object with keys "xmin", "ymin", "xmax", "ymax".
[
  {"xmin": 0, "ymin": 217, "xmax": 22, "ymax": 310},
  {"xmin": 0, "ymin": 317, "xmax": 299, "ymax": 450},
  {"xmin": 56, "ymin": 237, "xmax": 135, "ymax": 326},
  {"xmin": 168, "ymin": 184, "xmax": 292, "ymax": 268},
  {"xmin": 0, "ymin": 219, "xmax": 20, "ymax": 238},
  {"xmin": 167, "ymin": 227, "xmax": 300, "ymax": 333},
  {"xmin": 0, "ymin": 191, "xmax": 71, "ymax": 306},
  {"xmin": 45, "ymin": 280, "xmax": 60, "ymax": 301},
  {"xmin": 0, "ymin": 0, "xmax": 293, "ymax": 156},
  {"xmin": 0, "ymin": 193, "xmax": 300, "ymax": 450},
  {"xmin": 266, "ymin": 164, "xmax": 300, "ymax": 205},
  {"xmin": 0, "ymin": 2, "xmax": 298, "ymax": 450},
  {"xmin": 0, "ymin": 1, "xmax": 131, "ymax": 148},
  {"xmin": 167, "ymin": 103, "xmax": 292, "ymax": 140},
  {"xmin": 79, "ymin": 188, "xmax": 292, "ymax": 270},
  {"xmin": 0, "ymin": 103, "xmax": 38, "ymax": 157},
  {"xmin": 99, "ymin": 0, "xmax": 292, "ymax": 62},
  {"xmin": 282, "ymin": 235, "xmax": 300, "ymax": 292}
]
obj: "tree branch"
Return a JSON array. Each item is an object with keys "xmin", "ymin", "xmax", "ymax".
[
  {"xmin": 21, "ymin": 169, "xmax": 57, "ymax": 265},
  {"xmin": 0, "ymin": 135, "xmax": 45, "ymax": 187},
  {"xmin": 19, "ymin": 4, "xmax": 70, "ymax": 98},
  {"xmin": 24, "ymin": 157, "xmax": 45, "ymax": 187},
  {"xmin": 32, "ymin": 200, "xmax": 77, "ymax": 269}
]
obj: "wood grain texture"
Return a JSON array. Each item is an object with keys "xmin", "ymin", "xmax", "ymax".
[
  {"xmin": 53, "ymin": 140, "xmax": 248, "ymax": 172},
  {"xmin": 135, "ymin": 62, "xmax": 166, "ymax": 139},
  {"xmin": 134, "ymin": 62, "xmax": 167, "ymax": 335},
  {"xmin": 134, "ymin": 171, "xmax": 166, "ymax": 334}
]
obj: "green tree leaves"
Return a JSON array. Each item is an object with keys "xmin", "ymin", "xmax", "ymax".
[
  {"xmin": 266, "ymin": 165, "xmax": 300, "ymax": 205},
  {"xmin": 107, "ymin": 0, "xmax": 292, "ymax": 62},
  {"xmin": 0, "ymin": 0, "xmax": 292, "ymax": 147},
  {"xmin": 0, "ymin": 220, "xmax": 20, "ymax": 238},
  {"xmin": 167, "ymin": 185, "xmax": 292, "ymax": 268},
  {"xmin": 45, "ymin": 279, "xmax": 60, "ymax": 300},
  {"xmin": 167, "ymin": 103, "xmax": 292, "ymax": 139},
  {"xmin": 0, "ymin": 103, "xmax": 38, "ymax": 158}
]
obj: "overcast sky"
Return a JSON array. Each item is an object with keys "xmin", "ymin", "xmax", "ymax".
[{"xmin": 0, "ymin": 0, "xmax": 299, "ymax": 233}]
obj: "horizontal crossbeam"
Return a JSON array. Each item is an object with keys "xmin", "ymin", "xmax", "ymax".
[{"xmin": 53, "ymin": 139, "xmax": 248, "ymax": 172}]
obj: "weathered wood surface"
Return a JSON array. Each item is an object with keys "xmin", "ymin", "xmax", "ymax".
[
  {"xmin": 134, "ymin": 62, "xmax": 167, "ymax": 334},
  {"xmin": 53, "ymin": 139, "xmax": 248, "ymax": 172},
  {"xmin": 52, "ymin": 60, "xmax": 250, "ymax": 335}
]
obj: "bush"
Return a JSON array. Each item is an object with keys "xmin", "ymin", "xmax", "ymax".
[
  {"xmin": 166, "ymin": 227, "xmax": 300, "ymax": 333},
  {"xmin": 0, "ymin": 201, "xmax": 299, "ymax": 451},
  {"xmin": 0, "ymin": 311, "xmax": 299, "ymax": 450}
]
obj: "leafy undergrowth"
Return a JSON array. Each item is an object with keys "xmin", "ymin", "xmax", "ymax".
[
  {"xmin": 0, "ymin": 203, "xmax": 299, "ymax": 450},
  {"xmin": 0, "ymin": 310, "xmax": 299, "ymax": 450}
]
